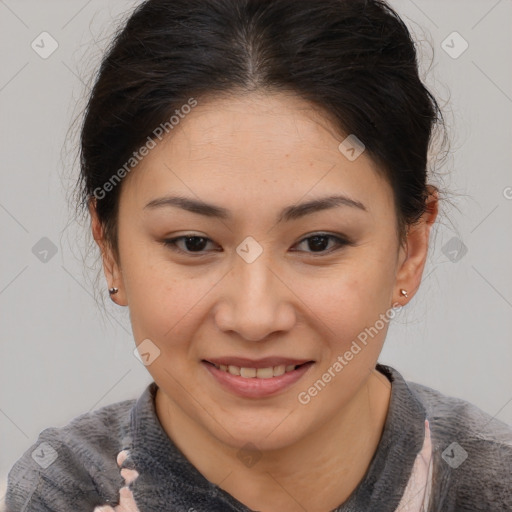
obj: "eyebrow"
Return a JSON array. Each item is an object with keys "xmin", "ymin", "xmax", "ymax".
[{"xmin": 144, "ymin": 194, "xmax": 367, "ymax": 223}]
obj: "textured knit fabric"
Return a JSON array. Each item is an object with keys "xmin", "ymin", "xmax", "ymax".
[{"xmin": 5, "ymin": 364, "xmax": 512, "ymax": 511}]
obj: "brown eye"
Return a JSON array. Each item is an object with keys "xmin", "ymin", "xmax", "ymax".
[
  {"xmin": 292, "ymin": 234, "xmax": 353, "ymax": 255},
  {"xmin": 163, "ymin": 235, "xmax": 217, "ymax": 255}
]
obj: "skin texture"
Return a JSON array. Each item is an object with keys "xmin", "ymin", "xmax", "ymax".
[{"xmin": 90, "ymin": 91, "xmax": 438, "ymax": 512}]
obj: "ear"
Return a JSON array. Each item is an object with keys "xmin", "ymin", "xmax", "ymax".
[
  {"xmin": 394, "ymin": 185, "xmax": 439, "ymax": 304},
  {"xmin": 88, "ymin": 198, "xmax": 128, "ymax": 306}
]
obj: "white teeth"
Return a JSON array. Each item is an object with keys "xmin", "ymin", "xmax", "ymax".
[
  {"xmin": 228, "ymin": 365, "xmax": 240, "ymax": 376},
  {"xmin": 256, "ymin": 367, "xmax": 273, "ymax": 379},
  {"xmin": 240, "ymin": 367, "xmax": 257, "ymax": 378},
  {"xmin": 273, "ymin": 365, "xmax": 286, "ymax": 376},
  {"xmin": 214, "ymin": 363, "xmax": 299, "ymax": 378}
]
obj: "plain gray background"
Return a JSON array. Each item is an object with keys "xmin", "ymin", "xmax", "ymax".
[{"xmin": 1, "ymin": 0, "xmax": 511, "ymax": 501}]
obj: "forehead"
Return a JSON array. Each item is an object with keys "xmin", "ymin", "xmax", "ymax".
[{"xmin": 119, "ymin": 92, "xmax": 395, "ymax": 219}]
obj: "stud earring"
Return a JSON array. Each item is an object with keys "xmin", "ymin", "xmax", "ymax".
[
  {"xmin": 400, "ymin": 289, "xmax": 408, "ymax": 298},
  {"xmin": 109, "ymin": 287, "xmax": 119, "ymax": 295}
]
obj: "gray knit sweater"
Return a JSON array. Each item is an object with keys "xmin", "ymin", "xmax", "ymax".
[{"xmin": 5, "ymin": 364, "xmax": 512, "ymax": 511}]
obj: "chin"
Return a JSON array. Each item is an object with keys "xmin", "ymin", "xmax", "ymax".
[{"xmin": 209, "ymin": 415, "xmax": 310, "ymax": 452}]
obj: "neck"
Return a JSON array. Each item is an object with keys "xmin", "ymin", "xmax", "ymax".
[{"xmin": 155, "ymin": 368, "xmax": 391, "ymax": 512}]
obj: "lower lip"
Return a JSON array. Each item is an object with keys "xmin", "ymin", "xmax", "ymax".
[{"xmin": 202, "ymin": 361, "xmax": 314, "ymax": 398}]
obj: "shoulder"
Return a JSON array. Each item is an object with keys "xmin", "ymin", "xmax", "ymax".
[
  {"xmin": 406, "ymin": 378, "xmax": 512, "ymax": 510},
  {"xmin": 5, "ymin": 396, "xmax": 136, "ymax": 511},
  {"xmin": 406, "ymin": 378, "xmax": 512, "ymax": 445}
]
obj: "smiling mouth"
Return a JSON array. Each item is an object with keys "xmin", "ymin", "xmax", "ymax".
[{"xmin": 202, "ymin": 360, "xmax": 313, "ymax": 379}]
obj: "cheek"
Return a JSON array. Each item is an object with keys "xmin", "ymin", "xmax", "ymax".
[
  {"xmin": 292, "ymin": 246, "xmax": 398, "ymax": 350},
  {"xmin": 117, "ymin": 238, "xmax": 192, "ymax": 342},
  {"xmin": 126, "ymin": 271, "xmax": 196, "ymax": 344},
  {"xmin": 121, "ymin": 253, "xmax": 228, "ymax": 365}
]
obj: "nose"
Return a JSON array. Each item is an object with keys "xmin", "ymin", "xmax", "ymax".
[{"xmin": 213, "ymin": 251, "xmax": 296, "ymax": 342}]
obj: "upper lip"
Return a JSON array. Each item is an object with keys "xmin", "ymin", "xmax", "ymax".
[{"xmin": 203, "ymin": 357, "xmax": 314, "ymax": 368}]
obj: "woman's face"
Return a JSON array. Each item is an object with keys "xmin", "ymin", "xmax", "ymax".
[{"xmin": 100, "ymin": 92, "xmax": 413, "ymax": 450}]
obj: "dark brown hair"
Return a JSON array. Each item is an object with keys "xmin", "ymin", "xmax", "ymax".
[{"xmin": 77, "ymin": 0, "xmax": 447, "ymax": 263}]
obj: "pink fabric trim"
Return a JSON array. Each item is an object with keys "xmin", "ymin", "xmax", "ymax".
[
  {"xmin": 395, "ymin": 419, "xmax": 433, "ymax": 512},
  {"xmin": 93, "ymin": 450, "xmax": 141, "ymax": 512}
]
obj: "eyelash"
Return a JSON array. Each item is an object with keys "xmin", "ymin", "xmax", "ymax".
[{"xmin": 161, "ymin": 233, "xmax": 353, "ymax": 257}]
